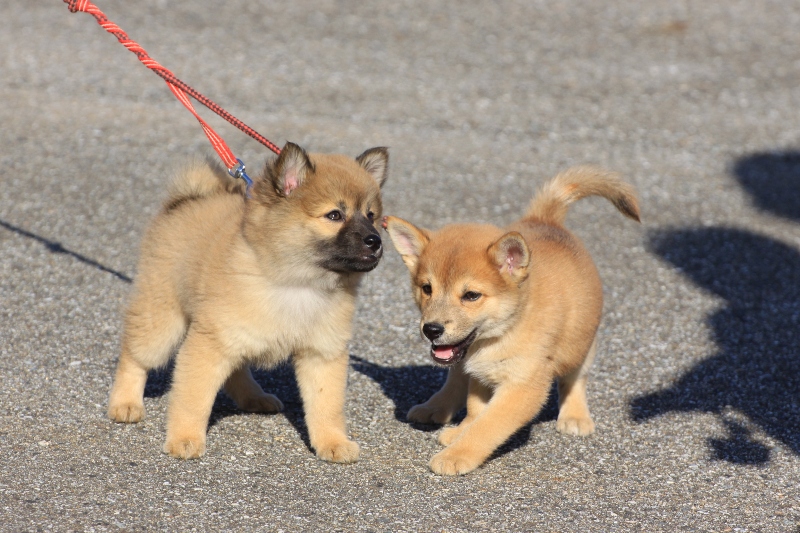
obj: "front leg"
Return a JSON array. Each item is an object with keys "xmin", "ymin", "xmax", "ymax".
[
  {"xmin": 438, "ymin": 377, "xmax": 493, "ymax": 446},
  {"xmin": 430, "ymin": 375, "xmax": 552, "ymax": 476},
  {"xmin": 293, "ymin": 349, "xmax": 359, "ymax": 463},
  {"xmin": 163, "ymin": 330, "xmax": 234, "ymax": 459},
  {"xmin": 407, "ymin": 363, "xmax": 469, "ymax": 425}
]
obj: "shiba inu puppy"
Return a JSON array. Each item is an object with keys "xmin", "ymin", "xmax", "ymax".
[
  {"xmin": 384, "ymin": 166, "xmax": 639, "ymax": 475},
  {"xmin": 107, "ymin": 142, "xmax": 388, "ymax": 462}
]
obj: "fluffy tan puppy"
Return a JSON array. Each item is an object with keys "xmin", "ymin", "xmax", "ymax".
[
  {"xmin": 107, "ymin": 142, "xmax": 388, "ymax": 461},
  {"xmin": 384, "ymin": 166, "xmax": 639, "ymax": 475}
]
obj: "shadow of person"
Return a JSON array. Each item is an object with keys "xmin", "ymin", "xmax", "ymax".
[
  {"xmin": 632, "ymin": 227, "xmax": 800, "ymax": 464},
  {"xmin": 733, "ymin": 150, "xmax": 800, "ymax": 221}
]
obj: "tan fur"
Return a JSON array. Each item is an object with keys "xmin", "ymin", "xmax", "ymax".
[
  {"xmin": 108, "ymin": 143, "xmax": 388, "ymax": 462},
  {"xmin": 385, "ymin": 166, "xmax": 639, "ymax": 475}
]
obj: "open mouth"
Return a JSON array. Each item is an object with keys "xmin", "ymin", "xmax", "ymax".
[{"xmin": 430, "ymin": 329, "xmax": 477, "ymax": 366}]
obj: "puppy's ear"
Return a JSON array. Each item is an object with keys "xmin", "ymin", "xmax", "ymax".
[
  {"xmin": 269, "ymin": 142, "xmax": 315, "ymax": 197},
  {"xmin": 356, "ymin": 147, "xmax": 389, "ymax": 187},
  {"xmin": 384, "ymin": 216, "xmax": 429, "ymax": 272},
  {"xmin": 488, "ymin": 232, "xmax": 530, "ymax": 280}
]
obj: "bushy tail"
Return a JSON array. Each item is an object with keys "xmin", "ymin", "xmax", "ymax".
[
  {"xmin": 162, "ymin": 157, "xmax": 246, "ymax": 211},
  {"xmin": 524, "ymin": 166, "xmax": 640, "ymax": 226}
]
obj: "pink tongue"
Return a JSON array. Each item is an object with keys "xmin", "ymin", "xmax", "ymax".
[{"xmin": 433, "ymin": 345, "xmax": 455, "ymax": 360}]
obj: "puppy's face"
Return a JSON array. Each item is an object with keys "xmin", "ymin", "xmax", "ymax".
[
  {"xmin": 250, "ymin": 143, "xmax": 388, "ymax": 274},
  {"xmin": 385, "ymin": 218, "xmax": 531, "ymax": 365}
]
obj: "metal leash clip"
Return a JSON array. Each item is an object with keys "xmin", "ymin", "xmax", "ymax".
[{"xmin": 228, "ymin": 158, "xmax": 254, "ymax": 196}]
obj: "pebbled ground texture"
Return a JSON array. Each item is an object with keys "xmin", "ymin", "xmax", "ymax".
[{"xmin": 1, "ymin": 1, "xmax": 799, "ymax": 531}]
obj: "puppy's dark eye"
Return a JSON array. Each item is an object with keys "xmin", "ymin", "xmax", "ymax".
[
  {"xmin": 367, "ymin": 211, "xmax": 375, "ymax": 221},
  {"xmin": 421, "ymin": 283, "xmax": 432, "ymax": 295},
  {"xmin": 462, "ymin": 291, "xmax": 482, "ymax": 302},
  {"xmin": 325, "ymin": 210, "xmax": 344, "ymax": 221}
]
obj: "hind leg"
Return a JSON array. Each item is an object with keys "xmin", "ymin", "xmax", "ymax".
[
  {"xmin": 223, "ymin": 366, "xmax": 283, "ymax": 413},
  {"xmin": 556, "ymin": 337, "xmax": 597, "ymax": 436},
  {"xmin": 107, "ymin": 293, "xmax": 186, "ymax": 423}
]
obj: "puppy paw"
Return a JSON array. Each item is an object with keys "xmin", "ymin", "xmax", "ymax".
[
  {"xmin": 407, "ymin": 403, "xmax": 454, "ymax": 425},
  {"xmin": 163, "ymin": 436, "xmax": 206, "ymax": 459},
  {"xmin": 314, "ymin": 438, "xmax": 360, "ymax": 464},
  {"xmin": 236, "ymin": 393, "xmax": 283, "ymax": 414},
  {"xmin": 437, "ymin": 425, "xmax": 464, "ymax": 446},
  {"xmin": 429, "ymin": 447, "xmax": 483, "ymax": 476},
  {"xmin": 107, "ymin": 402, "xmax": 145, "ymax": 423},
  {"xmin": 556, "ymin": 415, "xmax": 595, "ymax": 436}
]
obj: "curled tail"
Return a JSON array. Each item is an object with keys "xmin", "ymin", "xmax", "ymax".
[
  {"xmin": 163, "ymin": 157, "xmax": 246, "ymax": 212},
  {"xmin": 524, "ymin": 166, "xmax": 640, "ymax": 226}
]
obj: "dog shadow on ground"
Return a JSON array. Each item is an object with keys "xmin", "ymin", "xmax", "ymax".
[
  {"xmin": 351, "ymin": 355, "xmax": 560, "ymax": 459},
  {"xmin": 631, "ymin": 151, "xmax": 800, "ymax": 464},
  {"xmin": 207, "ymin": 364, "xmax": 311, "ymax": 448},
  {"xmin": 143, "ymin": 355, "xmax": 559, "ymax": 458},
  {"xmin": 350, "ymin": 355, "xmax": 449, "ymax": 427},
  {"xmin": 140, "ymin": 361, "xmax": 310, "ymax": 448},
  {"xmin": 141, "ymin": 354, "xmax": 558, "ymax": 458},
  {"xmin": 249, "ymin": 364, "xmax": 309, "ymax": 447}
]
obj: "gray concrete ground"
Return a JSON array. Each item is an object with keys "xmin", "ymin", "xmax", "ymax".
[{"xmin": 1, "ymin": 1, "xmax": 799, "ymax": 531}]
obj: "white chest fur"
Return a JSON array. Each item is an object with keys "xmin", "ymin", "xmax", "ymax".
[
  {"xmin": 268, "ymin": 285, "xmax": 335, "ymax": 330},
  {"xmin": 463, "ymin": 336, "xmax": 522, "ymax": 387},
  {"xmin": 222, "ymin": 280, "xmax": 354, "ymax": 363}
]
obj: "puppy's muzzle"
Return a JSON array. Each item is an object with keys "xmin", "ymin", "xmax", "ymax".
[
  {"xmin": 363, "ymin": 233, "xmax": 382, "ymax": 254},
  {"xmin": 422, "ymin": 322, "xmax": 445, "ymax": 341}
]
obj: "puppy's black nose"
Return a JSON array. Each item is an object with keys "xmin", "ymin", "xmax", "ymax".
[
  {"xmin": 364, "ymin": 233, "xmax": 382, "ymax": 252},
  {"xmin": 422, "ymin": 322, "xmax": 445, "ymax": 341}
]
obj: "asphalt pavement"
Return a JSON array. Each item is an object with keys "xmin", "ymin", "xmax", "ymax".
[{"xmin": 1, "ymin": 1, "xmax": 799, "ymax": 531}]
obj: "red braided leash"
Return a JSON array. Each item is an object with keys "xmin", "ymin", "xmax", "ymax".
[{"xmin": 64, "ymin": 0, "xmax": 281, "ymax": 187}]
